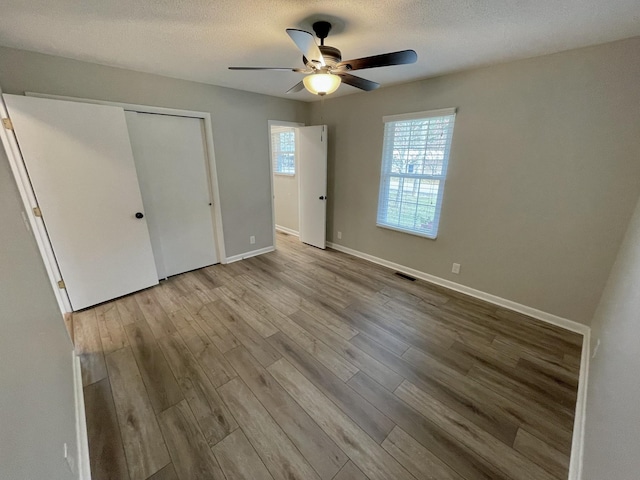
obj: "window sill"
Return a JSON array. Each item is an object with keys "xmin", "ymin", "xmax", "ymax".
[
  {"xmin": 274, "ymin": 173, "xmax": 295, "ymax": 177},
  {"xmin": 376, "ymin": 223, "xmax": 437, "ymax": 240}
]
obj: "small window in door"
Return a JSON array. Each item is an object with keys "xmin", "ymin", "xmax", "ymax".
[{"xmin": 271, "ymin": 126, "xmax": 296, "ymax": 175}]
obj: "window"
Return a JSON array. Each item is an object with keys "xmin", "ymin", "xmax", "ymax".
[
  {"xmin": 271, "ymin": 126, "xmax": 296, "ymax": 175},
  {"xmin": 377, "ymin": 108, "xmax": 457, "ymax": 239}
]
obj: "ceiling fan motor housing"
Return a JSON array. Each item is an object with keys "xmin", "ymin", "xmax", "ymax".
[
  {"xmin": 229, "ymin": 19, "xmax": 416, "ymax": 94},
  {"xmin": 304, "ymin": 45, "xmax": 342, "ymax": 69}
]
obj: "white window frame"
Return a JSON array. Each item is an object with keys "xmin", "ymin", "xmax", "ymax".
[
  {"xmin": 376, "ymin": 107, "xmax": 457, "ymax": 239},
  {"xmin": 270, "ymin": 125, "xmax": 297, "ymax": 176}
]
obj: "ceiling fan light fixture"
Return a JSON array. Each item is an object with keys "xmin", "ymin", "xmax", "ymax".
[
  {"xmin": 230, "ymin": 22, "xmax": 417, "ymax": 95},
  {"xmin": 303, "ymin": 72, "xmax": 341, "ymax": 96}
]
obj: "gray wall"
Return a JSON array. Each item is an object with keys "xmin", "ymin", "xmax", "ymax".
[
  {"xmin": 0, "ymin": 145, "xmax": 78, "ymax": 479},
  {"xmin": 310, "ymin": 37, "xmax": 640, "ymax": 324},
  {"xmin": 582, "ymin": 194, "xmax": 640, "ymax": 479},
  {"xmin": 274, "ymin": 173, "xmax": 299, "ymax": 233},
  {"xmin": 0, "ymin": 46, "xmax": 308, "ymax": 258}
]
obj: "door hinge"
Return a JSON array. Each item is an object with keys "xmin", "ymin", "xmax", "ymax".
[
  {"xmin": 1, "ymin": 118, "xmax": 13, "ymax": 130},
  {"xmin": 33, "ymin": 206, "xmax": 42, "ymax": 217},
  {"xmin": 57, "ymin": 280, "xmax": 66, "ymax": 289}
]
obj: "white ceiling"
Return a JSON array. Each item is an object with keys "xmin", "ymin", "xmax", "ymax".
[{"xmin": 0, "ymin": 0, "xmax": 638, "ymax": 101}]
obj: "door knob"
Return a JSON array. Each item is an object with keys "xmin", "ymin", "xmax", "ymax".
[
  {"xmin": 319, "ymin": 196, "xmax": 326, "ymax": 200},
  {"xmin": 135, "ymin": 212, "xmax": 144, "ymax": 219}
]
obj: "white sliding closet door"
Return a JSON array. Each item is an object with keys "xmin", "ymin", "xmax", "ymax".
[
  {"xmin": 125, "ymin": 112, "xmax": 218, "ymax": 278},
  {"xmin": 4, "ymin": 94, "xmax": 158, "ymax": 310}
]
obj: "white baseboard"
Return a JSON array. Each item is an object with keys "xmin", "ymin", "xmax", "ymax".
[
  {"xmin": 73, "ymin": 352, "xmax": 91, "ymax": 480},
  {"xmin": 326, "ymin": 241, "xmax": 589, "ymax": 336},
  {"xmin": 568, "ymin": 331, "xmax": 590, "ymax": 480},
  {"xmin": 326, "ymin": 241, "xmax": 590, "ymax": 479},
  {"xmin": 275, "ymin": 225, "xmax": 299, "ymax": 237},
  {"xmin": 225, "ymin": 246, "xmax": 275, "ymax": 264}
]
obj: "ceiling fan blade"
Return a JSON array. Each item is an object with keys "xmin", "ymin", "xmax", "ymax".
[
  {"xmin": 336, "ymin": 49, "xmax": 417, "ymax": 71},
  {"xmin": 229, "ymin": 67, "xmax": 307, "ymax": 72},
  {"xmin": 286, "ymin": 81, "xmax": 305, "ymax": 94},
  {"xmin": 286, "ymin": 29, "xmax": 325, "ymax": 66},
  {"xmin": 336, "ymin": 73, "xmax": 380, "ymax": 91}
]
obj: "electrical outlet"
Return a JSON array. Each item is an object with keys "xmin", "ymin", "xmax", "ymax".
[
  {"xmin": 337, "ymin": 231, "xmax": 342, "ymax": 240},
  {"xmin": 452, "ymin": 263, "xmax": 461, "ymax": 274},
  {"xmin": 249, "ymin": 235, "xmax": 255, "ymax": 245}
]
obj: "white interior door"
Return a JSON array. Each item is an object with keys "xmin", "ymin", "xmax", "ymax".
[
  {"xmin": 125, "ymin": 111, "xmax": 218, "ymax": 278},
  {"xmin": 298, "ymin": 125, "xmax": 328, "ymax": 249},
  {"xmin": 4, "ymin": 94, "xmax": 158, "ymax": 310}
]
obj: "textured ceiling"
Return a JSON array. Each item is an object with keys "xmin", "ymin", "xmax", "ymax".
[{"xmin": 0, "ymin": 0, "xmax": 638, "ymax": 101}]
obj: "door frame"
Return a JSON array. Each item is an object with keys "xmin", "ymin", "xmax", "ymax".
[{"xmin": 267, "ymin": 120, "xmax": 304, "ymax": 248}]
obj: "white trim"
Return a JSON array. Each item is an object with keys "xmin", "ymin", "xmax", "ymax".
[
  {"xmin": 201, "ymin": 115, "xmax": 227, "ymax": 264},
  {"xmin": 73, "ymin": 352, "xmax": 91, "ymax": 480},
  {"xmin": 225, "ymin": 246, "xmax": 275, "ymax": 264},
  {"xmin": 383, "ymin": 107, "xmax": 457, "ymax": 123},
  {"xmin": 27, "ymin": 92, "xmax": 207, "ymax": 119},
  {"xmin": 24, "ymin": 91, "xmax": 227, "ymax": 265},
  {"xmin": 326, "ymin": 240, "xmax": 590, "ymax": 479},
  {"xmin": 377, "ymin": 222, "xmax": 437, "ymax": 240},
  {"xmin": 568, "ymin": 330, "xmax": 590, "ymax": 480},
  {"xmin": 268, "ymin": 120, "xmax": 304, "ymax": 249},
  {"xmin": 326, "ymin": 241, "xmax": 589, "ymax": 335},
  {"xmin": 275, "ymin": 225, "xmax": 299, "ymax": 237},
  {"xmin": 0, "ymin": 88, "xmax": 72, "ymax": 313}
]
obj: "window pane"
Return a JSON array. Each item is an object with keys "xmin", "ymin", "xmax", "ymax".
[
  {"xmin": 377, "ymin": 111, "xmax": 456, "ymax": 238},
  {"xmin": 385, "ymin": 199, "xmax": 400, "ymax": 225},
  {"xmin": 415, "ymin": 179, "xmax": 439, "ymax": 233},
  {"xmin": 271, "ymin": 126, "xmax": 296, "ymax": 174}
]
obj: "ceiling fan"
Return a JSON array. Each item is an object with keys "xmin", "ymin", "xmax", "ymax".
[{"xmin": 229, "ymin": 21, "xmax": 418, "ymax": 96}]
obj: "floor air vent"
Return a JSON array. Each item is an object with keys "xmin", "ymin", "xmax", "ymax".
[{"xmin": 395, "ymin": 272, "xmax": 416, "ymax": 281}]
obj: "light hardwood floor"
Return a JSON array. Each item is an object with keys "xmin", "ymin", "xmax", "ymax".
[{"xmin": 75, "ymin": 232, "xmax": 581, "ymax": 480}]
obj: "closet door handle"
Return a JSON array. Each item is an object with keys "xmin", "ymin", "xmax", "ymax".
[{"xmin": 135, "ymin": 212, "xmax": 144, "ymax": 219}]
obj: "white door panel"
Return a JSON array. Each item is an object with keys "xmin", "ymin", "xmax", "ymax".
[
  {"xmin": 298, "ymin": 125, "xmax": 327, "ymax": 249},
  {"xmin": 125, "ymin": 112, "xmax": 218, "ymax": 278},
  {"xmin": 4, "ymin": 94, "xmax": 158, "ymax": 310}
]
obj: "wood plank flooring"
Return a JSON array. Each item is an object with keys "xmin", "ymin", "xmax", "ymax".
[{"xmin": 76, "ymin": 232, "xmax": 581, "ymax": 480}]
